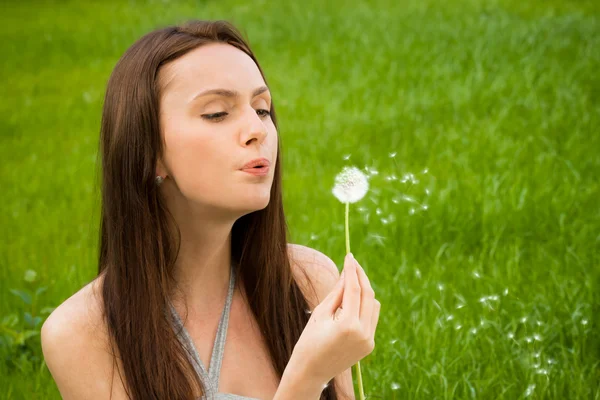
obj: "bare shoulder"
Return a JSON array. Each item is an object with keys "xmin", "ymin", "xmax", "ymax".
[
  {"xmin": 287, "ymin": 243, "xmax": 341, "ymax": 310},
  {"xmin": 41, "ymin": 274, "xmax": 127, "ymax": 399}
]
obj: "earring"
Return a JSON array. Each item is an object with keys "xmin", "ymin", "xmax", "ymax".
[{"xmin": 155, "ymin": 176, "xmax": 164, "ymax": 186}]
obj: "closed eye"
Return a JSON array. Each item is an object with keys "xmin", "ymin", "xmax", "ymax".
[{"xmin": 201, "ymin": 109, "xmax": 271, "ymax": 122}]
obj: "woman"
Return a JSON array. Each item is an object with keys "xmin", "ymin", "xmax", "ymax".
[{"xmin": 41, "ymin": 20, "xmax": 380, "ymax": 400}]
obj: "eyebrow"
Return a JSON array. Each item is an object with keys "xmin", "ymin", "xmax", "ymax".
[{"xmin": 190, "ymin": 86, "xmax": 270, "ymax": 103}]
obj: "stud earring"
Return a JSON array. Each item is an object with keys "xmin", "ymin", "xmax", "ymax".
[{"xmin": 155, "ymin": 176, "xmax": 164, "ymax": 186}]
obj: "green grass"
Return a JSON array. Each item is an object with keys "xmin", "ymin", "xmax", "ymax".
[{"xmin": 1, "ymin": 0, "xmax": 599, "ymax": 398}]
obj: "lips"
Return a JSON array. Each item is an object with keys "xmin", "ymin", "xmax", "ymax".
[{"xmin": 241, "ymin": 158, "xmax": 270, "ymax": 169}]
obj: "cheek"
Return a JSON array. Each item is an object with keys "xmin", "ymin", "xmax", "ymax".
[{"xmin": 164, "ymin": 130, "xmax": 229, "ymax": 195}]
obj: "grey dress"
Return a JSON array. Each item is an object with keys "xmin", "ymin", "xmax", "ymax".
[{"xmin": 168, "ymin": 265, "xmax": 261, "ymax": 400}]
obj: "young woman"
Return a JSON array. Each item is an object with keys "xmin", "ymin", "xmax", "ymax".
[{"xmin": 41, "ymin": 20, "xmax": 380, "ymax": 400}]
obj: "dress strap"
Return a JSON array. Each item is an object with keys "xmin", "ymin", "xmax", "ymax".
[{"xmin": 168, "ymin": 263, "xmax": 236, "ymax": 396}]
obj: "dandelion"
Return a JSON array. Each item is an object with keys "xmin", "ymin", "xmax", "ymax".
[
  {"xmin": 456, "ymin": 303, "xmax": 465, "ymax": 309},
  {"xmin": 389, "ymin": 152, "xmax": 397, "ymax": 158},
  {"xmin": 533, "ymin": 334, "xmax": 543, "ymax": 342},
  {"xmin": 309, "ymin": 233, "xmax": 319, "ymax": 241},
  {"xmin": 333, "ymin": 166, "xmax": 369, "ymax": 204},
  {"xmin": 391, "ymin": 382, "xmax": 400, "ymax": 390},
  {"xmin": 446, "ymin": 315, "xmax": 455, "ymax": 321},
  {"xmin": 525, "ymin": 337, "xmax": 533, "ymax": 343},
  {"xmin": 536, "ymin": 368, "xmax": 549, "ymax": 376},
  {"xmin": 343, "ymin": 154, "xmax": 351, "ymax": 160},
  {"xmin": 437, "ymin": 283, "xmax": 444, "ymax": 291},
  {"xmin": 390, "ymin": 339, "xmax": 398, "ymax": 345},
  {"xmin": 455, "ymin": 324, "xmax": 463, "ymax": 330},
  {"xmin": 24, "ymin": 269, "xmax": 37, "ymax": 283},
  {"xmin": 503, "ymin": 288, "xmax": 509, "ymax": 296},
  {"xmin": 520, "ymin": 317, "xmax": 528, "ymax": 323},
  {"xmin": 470, "ymin": 328, "xmax": 478, "ymax": 335},
  {"xmin": 332, "ymin": 165, "xmax": 369, "ymax": 400},
  {"xmin": 507, "ymin": 332, "xmax": 515, "ymax": 339},
  {"xmin": 473, "ymin": 271, "xmax": 481, "ymax": 279},
  {"xmin": 581, "ymin": 319, "xmax": 589, "ymax": 326}
]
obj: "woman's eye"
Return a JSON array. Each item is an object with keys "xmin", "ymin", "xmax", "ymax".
[
  {"xmin": 257, "ymin": 109, "xmax": 271, "ymax": 118},
  {"xmin": 202, "ymin": 112, "xmax": 228, "ymax": 121}
]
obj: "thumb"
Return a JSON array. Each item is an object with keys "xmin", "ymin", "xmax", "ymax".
[{"xmin": 319, "ymin": 271, "xmax": 345, "ymax": 315}]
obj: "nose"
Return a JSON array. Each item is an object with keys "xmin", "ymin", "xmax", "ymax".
[{"xmin": 240, "ymin": 106, "xmax": 268, "ymax": 146}]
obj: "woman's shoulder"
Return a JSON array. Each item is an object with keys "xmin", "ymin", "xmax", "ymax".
[
  {"xmin": 287, "ymin": 243, "xmax": 341, "ymax": 309},
  {"xmin": 40, "ymin": 274, "xmax": 129, "ymax": 399}
]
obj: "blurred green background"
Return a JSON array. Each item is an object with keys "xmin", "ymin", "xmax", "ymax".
[{"xmin": 1, "ymin": 0, "xmax": 598, "ymax": 398}]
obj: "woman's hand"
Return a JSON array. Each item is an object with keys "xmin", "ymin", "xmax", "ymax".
[{"xmin": 289, "ymin": 252, "xmax": 381, "ymax": 387}]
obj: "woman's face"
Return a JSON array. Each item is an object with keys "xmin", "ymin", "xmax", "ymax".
[{"xmin": 157, "ymin": 43, "xmax": 277, "ymax": 218}]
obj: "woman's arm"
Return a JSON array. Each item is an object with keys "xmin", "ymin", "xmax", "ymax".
[{"xmin": 287, "ymin": 244, "xmax": 356, "ymax": 400}]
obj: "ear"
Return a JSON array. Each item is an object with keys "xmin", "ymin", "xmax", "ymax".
[{"xmin": 156, "ymin": 158, "xmax": 168, "ymax": 177}]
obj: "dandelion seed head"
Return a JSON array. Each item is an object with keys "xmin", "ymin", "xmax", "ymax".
[
  {"xmin": 508, "ymin": 332, "xmax": 515, "ymax": 339},
  {"xmin": 520, "ymin": 317, "xmax": 528, "ymax": 323},
  {"xmin": 473, "ymin": 271, "xmax": 481, "ymax": 279},
  {"xmin": 376, "ymin": 208, "xmax": 383, "ymax": 215},
  {"xmin": 533, "ymin": 352, "xmax": 541, "ymax": 358},
  {"xmin": 24, "ymin": 269, "xmax": 37, "ymax": 283},
  {"xmin": 415, "ymin": 268, "xmax": 422, "ymax": 279},
  {"xmin": 446, "ymin": 315, "xmax": 454, "ymax": 321},
  {"xmin": 342, "ymin": 154, "xmax": 351, "ymax": 160},
  {"xmin": 437, "ymin": 283, "xmax": 444, "ymax": 291},
  {"xmin": 455, "ymin": 324, "xmax": 462, "ymax": 330},
  {"xmin": 532, "ymin": 362, "xmax": 541, "ymax": 368},
  {"xmin": 582, "ymin": 319, "xmax": 589, "ymax": 325},
  {"xmin": 536, "ymin": 320, "xmax": 543, "ymax": 326},
  {"xmin": 536, "ymin": 368, "xmax": 548, "ymax": 375},
  {"xmin": 503, "ymin": 288, "xmax": 509, "ymax": 296},
  {"xmin": 390, "ymin": 338, "xmax": 398, "ymax": 345},
  {"xmin": 409, "ymin": 207, "xmax": 416, "ymax": 215},
  {"xmin": 391, "ymin": 382, "xmax": 400, "ymax": 390},
  {"xmin": 547, "ymin": 358, "xmax": 555, "ymax": 365},
  {"xmin": 385, "ymin": 174, "xmax": 398, "ymax": 181},
  {"xmin": 470, "ymin": 328, "xmax": 478, "ymax": 335},
  {"xmin": 422, "ymin": 168, "xmax": 428, "ymax": 174},
  {"xmin": 310, "ymin": 233, "xmax": 319, "ymax": 241},
  {"xmin": 533, "ymin": 334, "xmax": 543, "ymax": 342},
  {"xmin": 525, "ymin": 337, "xmax": 533, "ymax": 343},
  {"xmin": 456, "ymin": 303, "xmax": 465, "ymax": 309},
  {"xmin": 389, "ymin": 152, "xmax": 397, "ymax": 158},
  {"xmin": 421, "ymin": 204, "xmax": 429, "ymax": 210},
  {"xmin": 332, "ymin": 166, "xmax": 369, "ymax": 203}
]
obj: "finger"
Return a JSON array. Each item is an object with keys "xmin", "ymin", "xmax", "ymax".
[
  {"xmin": 370, "ymin": 299, "xmax": 381, "ymax": 336},
  {"xmin": 320, "ymin": 271, "xmax": 346, "ymax": 315},
  {"xmin": 341, "ymin": 253, "xmax": 361, "ymax": 320},
  {"xmin": 354, "ymin": 258, "xmax": 375, "ymax": 325}
]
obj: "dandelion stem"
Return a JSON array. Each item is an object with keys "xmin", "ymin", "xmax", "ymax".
[
  {"xmin": 345, "ymin": 202, "xmax": 350, "ymax": 253},
  {"xmin": 345, "ymin": 201, "xmax": 366, "ymax": 400}
]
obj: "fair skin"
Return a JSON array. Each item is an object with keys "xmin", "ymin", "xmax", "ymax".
[
  {"xmin": 41, "ymin": 42, "xmax": 356, "ymax": 399},
  {"xmin": 156, "ymin": 42, "xmax": 278, "ymax": 314}
]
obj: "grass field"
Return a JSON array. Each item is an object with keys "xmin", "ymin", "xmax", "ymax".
[{"xmin": 1, "ymin": 0, "xmax": 598, "ymax": 398}]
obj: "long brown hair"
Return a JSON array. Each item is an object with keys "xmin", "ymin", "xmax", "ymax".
[{"xmin": 96, "ymin": 20, "xmax": 340, "ymax": 400}]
